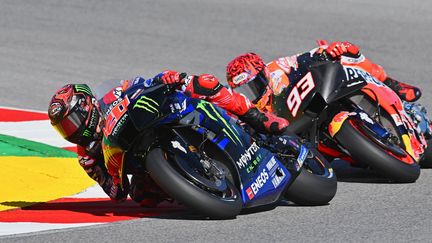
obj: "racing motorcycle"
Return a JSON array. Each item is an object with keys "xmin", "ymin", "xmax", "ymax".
[
  {"xmin": 273, "ymin": 54, "xmax": 431, "ymax": 183},
  {"xmin": 97, "ymin": 79, "xmax": 337, "ymax": 219}
]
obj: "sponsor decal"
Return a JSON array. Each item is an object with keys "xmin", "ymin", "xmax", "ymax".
[
  {"xmin": 171, "ymin": 141, "xmax": 187, "ymax": 154},
  {"xmin": 196, "ymin": 100, "xmax": 242, "ymax": 145},
  {"xmin": 344, "ymin": 66, "xmax": 382, "ymax": 86},
  {"xmin": 169, "ymin": 99, "xmax": 187, "ymax": 114},
  {"xmin": 74, "ymin": 84, "xmax": 92, "ymax": 95},
  {"xmin": 271, "ymin": 168, "xmax": 286, "ymax": 188},
  {"xmin": 236, "ymin": 142, "xmax": 260, "ymax": 168},
  {"xmin": 133, "ymin": 96, "xmax": 159, "ymax": 114},
  {"xmin": 246, "ymin": 154, "xmax": 262, "ymax": 174},
  {"xmin": 246, "ymin": 187, "xmax": 255, "ymax": 200},
  {"xmin": 328, "ymin": 111, "xmax": 354, "ymax": 137},
  {"xmin": 113, "ymin": 87, "xmax": 122, "ymax": 99},
  {"xmin": 103, "ymin": 97, "xmax": 130, "ymax": 136},
  {"xmin": 104, "ymin": 97, "xmax": 123, "ymax": 116},
  {"xmin": 111, "ymin": 113, "xmax": 128, "ymax": 136},
  {"xmin": 341, "ymin": 54, "xmax": 365, "ymax": 64},
  {"xmin": 82, "ymin": 129, "xmax": 92, "ymax": 137},
  {"xmin": 49, "ymin": 102, "xmax": 63, "ymax": 117},
  {"xmin": 266, "ymin": 156, "xmax": 277, "ymax": 171},
  {"xmin": 359, "ymin": 112, "xmax": 374, "ymax": 124},
  {"xmin": 250, "ymin": 169, "xmax": 269, "ymax": 195},
  {"xmin": 232, "ymin": 72, "xmax": 249, "ymax": 84},
  {"xmin": 87, "ymin": 108, "xmax": 98, "ymax": 130},
  {"xmin": 296, "ymin": 145, "xmax": 308, "ymax": 171}
]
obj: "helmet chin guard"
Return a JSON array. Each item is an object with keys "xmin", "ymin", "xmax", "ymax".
[{"xmin": 48, "ymin": 84, "xmax": 101, "ymax": 146}]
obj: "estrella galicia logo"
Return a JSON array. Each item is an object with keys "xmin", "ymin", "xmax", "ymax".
[{"xmin": 133, "ymin": 96, "xmax": 159, "ymax": 115}]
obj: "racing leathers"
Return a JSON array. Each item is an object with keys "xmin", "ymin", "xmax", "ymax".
[{"xmin": 254, "ymin": 41, "xmax": 422, "ymax": 113}]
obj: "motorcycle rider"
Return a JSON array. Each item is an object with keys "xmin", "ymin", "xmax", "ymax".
[
  {"xmin": 48, "ymin": 74, "xmax": 289, "ymax": 207},
  {"xmin": 224, "ymin": 41, "xmax": 422, "ymax": 117}
]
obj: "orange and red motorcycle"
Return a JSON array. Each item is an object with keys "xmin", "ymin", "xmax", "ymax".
[{"xmin": 274, "ymin": 58, "xmax": 431, "ymax": 183}]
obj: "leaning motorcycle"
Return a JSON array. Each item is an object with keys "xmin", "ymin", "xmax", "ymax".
[
  {"xmin": 274, "ymin": 56, "xmax": 431, "ymax": 183},
  {"xmin": 98, "ymin": 81, "xmax": 337, "ymax": 219}
]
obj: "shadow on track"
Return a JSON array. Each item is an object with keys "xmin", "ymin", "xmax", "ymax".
[{"xmin": 331, "ymin": 159, "xmax": 415, "ymax": 184}]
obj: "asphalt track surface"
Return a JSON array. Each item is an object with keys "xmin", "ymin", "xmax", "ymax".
[{"xmin": 1, "ymin": 0, "xmax": 432, "ymax": 242}]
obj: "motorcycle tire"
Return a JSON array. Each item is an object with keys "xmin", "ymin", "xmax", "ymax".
[
  {"xmin": 284, "ymin": 148, "xmax": 337, "ymax": 206},
  {"xmin": 146, "ymin": 148, "xmax": 242, "ymax": 219},
  {"xmin": 335, "ymin": 118, "xmax": 420, "ymax": 183},
  {"xmin": 420, "ymin": 139, "xmax": 432, "ymax": 168}
]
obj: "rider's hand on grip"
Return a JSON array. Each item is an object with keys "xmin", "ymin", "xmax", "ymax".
[
  {"xmin": 161, "ymin": 70, "xmax": 185, "ymax": 85},
  {"xmin": 325, "ymin": 41, "xmax": 359, "ymax": 58}
]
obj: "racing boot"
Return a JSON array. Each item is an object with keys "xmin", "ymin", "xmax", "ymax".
[
  {"xmin": 239, "ymin": 107, "xmax": 289, "ymax": 134},
  {"xmin": 383, "ymin": 77, "xmax": 422, "ymax": 102},
  {"xmin": 129, "ymin": 174, "xmax": 169, "ymax": 208}
]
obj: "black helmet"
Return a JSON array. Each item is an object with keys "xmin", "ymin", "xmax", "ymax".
[{"xmin": 48, "ymin": 84, "xmax": 101, "ymax": 147}]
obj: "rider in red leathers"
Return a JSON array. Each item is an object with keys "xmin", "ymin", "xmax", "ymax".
[{"xmin": 223, "ymin": 41, "xmax": 421, "ymax": 117}]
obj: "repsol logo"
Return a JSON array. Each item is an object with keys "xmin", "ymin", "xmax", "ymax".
[
  {"xmin": 251, "ymin": 169, "xmax": 269, "ymax": 194},
  {"xmin": 344, "ymin": 67, "xmax": 381, "ymax": 86},
  {"xmin": 236, "ymin": 142, "xmax": 260, "ymax": 168}
]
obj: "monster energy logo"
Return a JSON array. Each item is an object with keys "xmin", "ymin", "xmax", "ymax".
[
  {"xmin": 133, "ymin": 96, "xmax": 159, "ymax": 115},
  {"xmin": 196, "ymin": 100, "xmax": 242, "ymax": 145},
  {"xmin": 83, "ymin": 129, "xmax": 92, "ymax": 137},
  {"xmin": 74, "ymin": 84, "xmax": 92, "ymax": 95}
]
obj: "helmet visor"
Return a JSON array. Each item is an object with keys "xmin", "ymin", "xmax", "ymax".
[
  {"xmin": 233, "ymin": 72, "xmax": 268, "ymax": 103},
  {"xmin": 52, "ymin": 108, "xmax": 88, "ymax": 141}
]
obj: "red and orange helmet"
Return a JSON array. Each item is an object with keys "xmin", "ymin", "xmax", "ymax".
[
  {"xmin": 48, "ymin": 84, "xmax": 101, "ymax": 146},
  {"xmin": 226, "ymin": 53, "xmax": 270, "ymax": 102}
]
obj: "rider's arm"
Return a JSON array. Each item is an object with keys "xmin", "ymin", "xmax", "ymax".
[
  {"xmin": 160, "ymin": 71, "xmax": 288, "ymax": 134},
  {"xmin": 324, "ymin": 41, "xmax": 388, "ymax": 81},
  {"xmin": 77, "ymin": 144, "xmax": 129, "ymax": 201}
]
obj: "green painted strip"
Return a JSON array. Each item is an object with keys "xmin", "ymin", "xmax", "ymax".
[{"xmin": 0, "ymin": 134, "xmax": 75, "ymax": 157}]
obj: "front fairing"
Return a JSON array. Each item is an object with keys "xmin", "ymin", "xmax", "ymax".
[
  {"xmin": 175, "ymin": 98, "xmax": 293, "ymax": 207},
  {"xmin": 271, "ymin": 61, "xmax": 367, "ymax": 123}
]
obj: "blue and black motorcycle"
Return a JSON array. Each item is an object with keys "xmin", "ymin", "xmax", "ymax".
[{"xmin": 98, "ymin": 80, "xmax": 337, "ymax": 219}]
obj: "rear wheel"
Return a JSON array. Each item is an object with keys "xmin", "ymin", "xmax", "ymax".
[
  {"xmin": 335, "ymin": 118, "xmax": 420, "ymax": 183},
  {"xmin": 284, "ymin": 148, "xmax": 337, "ymax": 205},
  {"xmin": 146, "ymin": 148, "xmax": 242, "ymax": 219}
]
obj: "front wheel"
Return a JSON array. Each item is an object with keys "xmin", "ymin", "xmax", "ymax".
[
  {"xmin": 335, "ymin": 118, "xmax": 420, "ymax": 183},
  {"xmin": 420, "ymin": 139, "xmax": 432, "ymax": 168},
  {"xmin": 146, "ymin": 148, "xmax": 242, "ymax": 219},
  {"xmin": 284, "ymin": 148, "xmax": 337, "ymax": 205}
]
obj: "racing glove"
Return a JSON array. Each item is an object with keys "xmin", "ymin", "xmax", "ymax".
[
  {"xmin": 102, "ymin": 175, "xmax": 129, "ymax": 201},
  {"xmin": 239, "ymin": 107, "xmax": 289, "ymax": 134},
  {"xmin": 326, "ymin": 41, "xmax": 359, "ymax": 58},
  {"xmin": 161, "ymin": 70, "xmax": 183, "ymax": 84}
]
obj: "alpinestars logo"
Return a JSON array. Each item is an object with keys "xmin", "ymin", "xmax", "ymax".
[{"xmin": 133, "ymin": 96, "xmax": 159, "ymax": 114}]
